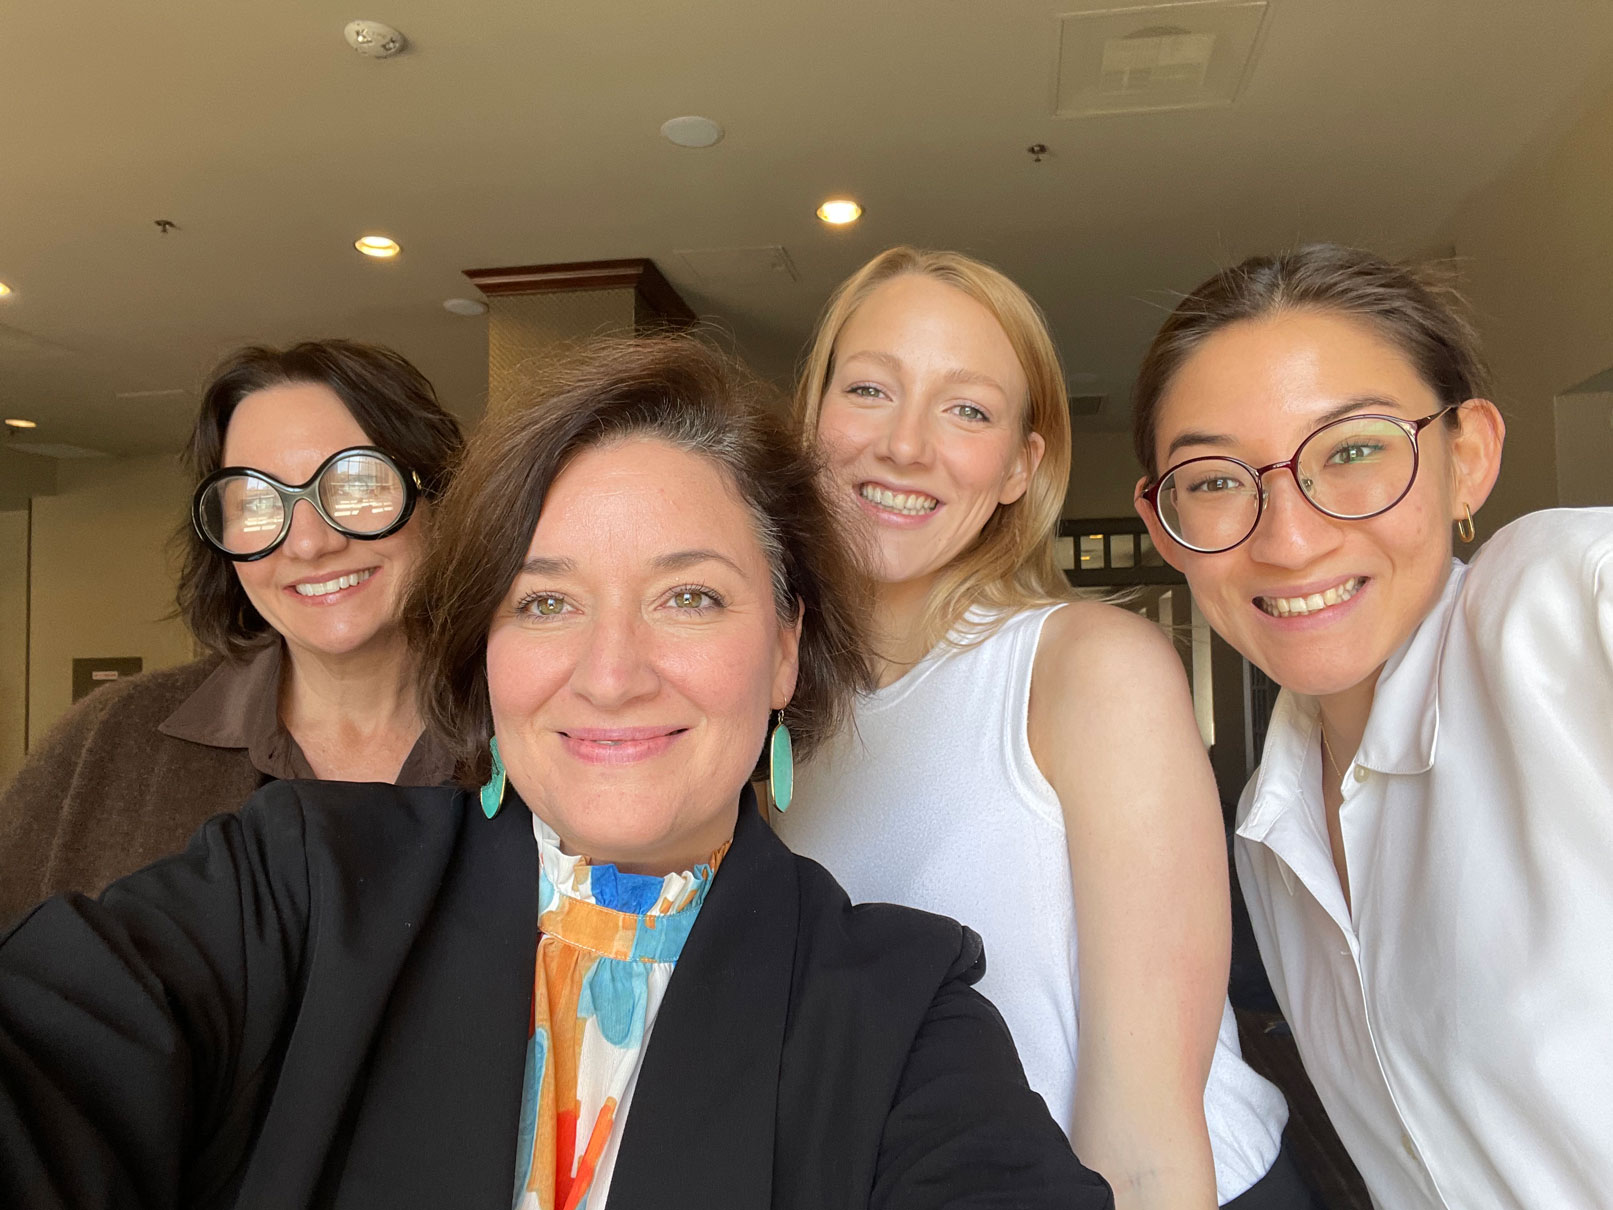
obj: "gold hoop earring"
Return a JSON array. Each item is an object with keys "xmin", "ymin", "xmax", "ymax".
[{"xmin": 1457, "ymin": 505, "xmax": 1476, "ymax": 544}]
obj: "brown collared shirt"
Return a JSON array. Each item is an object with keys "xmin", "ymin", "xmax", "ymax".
[
  {"xmin": 0, "ymin": 643, "xmax": 453, "ymax": 924},
  {"xmin": 159, "ymin": 642, "xmax": 451, "ymax": 785}
]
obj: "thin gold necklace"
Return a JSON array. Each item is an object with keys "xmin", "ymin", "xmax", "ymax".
[{"xmin": 1319, "ymin": 725, "xmax": 1345, "ymax": 786}]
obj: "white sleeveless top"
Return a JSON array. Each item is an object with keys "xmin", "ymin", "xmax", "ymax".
[{"xmin": 777, "ymin": 604, "xmax": 1288, "ymax": 1204}]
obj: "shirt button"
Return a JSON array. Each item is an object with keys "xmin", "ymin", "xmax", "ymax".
[
  {"xmin": 1401, "ymin": 1131, "xmax": 1418, "ymax": 1161},
  {"xmin": 1354, "ymin": 765, "xmax": 1370, "ymax": 783}
]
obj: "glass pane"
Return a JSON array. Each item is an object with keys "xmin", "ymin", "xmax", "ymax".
[
  {"xmin": 1054, "ymin": 535, "xmax": 1076, "ymax": 570},
  {"xmin": 1108, "ymin": 533, "xmax": 1136, "ymax": 568},
  {"xmin": 1139, "ymin": 532, "xmax": 1163, "ymax": 566},
  {"xmin": 1079, "ymin": 533, "xmax": 1105, "ymax": 569}
]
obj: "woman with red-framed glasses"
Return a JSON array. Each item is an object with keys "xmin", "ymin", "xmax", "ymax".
[{"xmin": 1133, "ymin": 243, "xmax": 1613, "ymax": 1210}]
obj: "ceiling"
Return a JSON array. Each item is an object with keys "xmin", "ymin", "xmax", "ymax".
[{"xmin": 4, "ymin": 0, "xmax": 1613, "ymax": 458}]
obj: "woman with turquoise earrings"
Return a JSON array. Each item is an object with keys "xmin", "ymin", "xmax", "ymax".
[{"xmin": 0, "ymin": 334, "xmax": 1114, "ymax": 1210}]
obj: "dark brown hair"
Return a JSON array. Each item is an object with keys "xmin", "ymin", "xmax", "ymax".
[
  {"xmin": 1132, "ymin": 244, "xmax": 1491, "ymax": 478},
  {"xmin": 404, "ymin": 332, "xmax": 874, "ymax": 788},
  {"xmin": 174, "ymin": 339, "xmax": 464, "ymax": 658}
]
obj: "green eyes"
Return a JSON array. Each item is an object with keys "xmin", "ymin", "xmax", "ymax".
[
  {"xmin": 668, "ymin": 589, "xmax": 714, "ymax": 610},
  {"xmin": 515, "ymin": 586, "xmax": 723, "ymax": 619}
]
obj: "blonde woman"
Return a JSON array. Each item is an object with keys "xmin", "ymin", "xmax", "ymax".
[{"xmin": 778, "ymin": 249, "xmax": 1306, "ymax": 1209}]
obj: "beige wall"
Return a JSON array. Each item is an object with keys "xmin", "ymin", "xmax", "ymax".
[
  {"xmin": 0, "ymin": 509, "xmax": 28, "ymax": 785},
  {"xmin": 1064, "ymin": 429, "xmax": 1145, "ymax": 520},
  {"xmin": 1443, "ymin": 74, "xmax": 1613, "ymax": 536},
  {"xmin": 26, "ymin": 455, "xmax": 195, "ymax": 747},
  {"xmin": 1554, "ymin": 391, "xmax": 1613, "ymax": 507}
]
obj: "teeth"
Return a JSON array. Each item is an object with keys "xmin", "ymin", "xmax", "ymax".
[
  {"xmin": 294, "ymin": 568, "xmax": 374, "ymax": 597},
  {"xmin": 859, "ymin": 484, "xmax": 939, "ymax": 516},
  {"xmin": 1258, "ymin": 577, "xmax": 1363, "ymax": 618}
]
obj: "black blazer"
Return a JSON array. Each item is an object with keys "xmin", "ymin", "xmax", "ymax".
[{"xmin": 0, "ymin": 780, "xmax": 1111, "ymax": 1209}]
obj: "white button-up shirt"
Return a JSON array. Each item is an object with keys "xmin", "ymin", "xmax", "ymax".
[{"xmin": 1235, "ymin": 508, "xmax": 1613, "ymax": 1210}]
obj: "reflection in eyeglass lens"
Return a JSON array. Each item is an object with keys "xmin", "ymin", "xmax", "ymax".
[
  {"xmin": 199, "ymin": 454, "xmax": 408, "ymax": 554},
  {"xmin": 320, "ymin": 454, "xmax": 403, "ymax": 531}
]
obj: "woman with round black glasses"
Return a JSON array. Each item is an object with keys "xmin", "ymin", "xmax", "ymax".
[
  {"xmin": 1132, "ymin": 244, "xmax": 1613, "ymax": 1209},
  {"xmin": 0, "ymin": 339, "xmax": 463, "ymax": 924}
]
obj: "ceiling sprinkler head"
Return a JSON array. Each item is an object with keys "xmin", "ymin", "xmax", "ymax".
[{"xmin": 344, "ymin": 20, "xmax": 407, "ymax": 59}]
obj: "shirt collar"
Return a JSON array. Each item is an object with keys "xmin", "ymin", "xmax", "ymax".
[
  {"xmin": 158, "ymin": 640, "xmax": 456, "ymax": 785},
  {"xmin": 158, "ymin": 642, "xmax": 312, "ymax": 779},
  {"xmin": 1355, "ymin": 557, "xmax": 1466, "ymax": 776},
  {"xmin": 1236, "ymin": 558, "xmax": 1467, "ymax": 844},
  {"xmin": 1236, "ymin": 689, "xmax": 1322, "ymax": 846}
]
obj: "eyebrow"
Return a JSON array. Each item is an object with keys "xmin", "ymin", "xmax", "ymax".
[
  {"xmin": 1164, "ymin": 395, "xmax": 1405, "ymax": 460},
  {"xmin": 839, "ymin": 349, "xmax": 1008, "ymax": 397},
  {"xmin": 652, "ymin": 548, "xmax": 746, "ymax": 576},
  {"xmin": 516, "ymin": 549, "xmax": 744, "ymax": 578},
  {"xmin": 518, "ymin": 555, "xmax": 575, "ymax": 577}
]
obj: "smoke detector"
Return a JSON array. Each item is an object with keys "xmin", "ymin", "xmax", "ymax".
[
  {"xmin": 660, "ymin": 116, "xmax": 725, "ymax": 149},
  {"xmin": 344, "ymin": 20, "xmax": 407, "ymax": 59}
]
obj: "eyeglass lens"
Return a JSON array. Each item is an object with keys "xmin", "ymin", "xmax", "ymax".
[
  {"xmin": 1157, "ymin": 416, "xmax": 1418, "ymax": 552},
  {"xmin": 197, "ymin": 452, "xmax": 407, "ymax": 556}
]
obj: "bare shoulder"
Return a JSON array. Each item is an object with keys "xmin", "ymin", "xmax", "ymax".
[{"xmin": 1035, "ymin": 600, "xmax": 1186, "ymax": 700}]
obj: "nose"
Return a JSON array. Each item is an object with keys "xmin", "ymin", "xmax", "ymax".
[
  {"xmin": 1243, "ymin": 467, "xmax": 1344, "ymax": 569},
  {"xmin": 280, "ymin": 498, "xmax": 347, "ymax": 562},
  {"xmin": 567, "ymin": 605, "xmax": 661, "ymax": 710},
  {"xmin": 875, "ymin": 400, "xmax": 933, "ymax": 468}
]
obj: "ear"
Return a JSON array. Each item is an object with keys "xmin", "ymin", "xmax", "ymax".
[
  {"xmin": 1133, "ymin": 474, "xmax": 1192, "ymax": 575},
  {"xmin": 1446, "ymin": 399, "xmax": 1506, "ymax": 519},
  {"xmin": 997, "ymin": 431, "xmax": 1047, "ymax": 507},
  {"xmin": 771, "ymin": 602, "xmax": 804, "ymax": 710}
]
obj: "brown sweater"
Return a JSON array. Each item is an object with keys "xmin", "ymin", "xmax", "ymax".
[{"xmin": 0, "ymin": 646, "xmax": 451, "ymax": 925}]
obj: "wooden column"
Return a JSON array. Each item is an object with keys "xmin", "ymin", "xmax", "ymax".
[{"xmin": 463, "ymin": 258, "xmax": 695, "ymax": 411}]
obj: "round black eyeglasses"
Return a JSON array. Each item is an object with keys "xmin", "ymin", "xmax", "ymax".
[
  {"xmin": 192, "ymin": 446, "xmax": 422, "ymax": 561},
  {"xmin": 1138, "ymin": 408, "xmax": 1458, "ymax": 554}
]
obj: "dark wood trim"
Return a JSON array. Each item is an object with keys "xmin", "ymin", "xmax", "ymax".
[
  {"xmin": 1057, "ymin": 516, "xmax": 1149, "ymax": 535},
  {"xmin": 1065, "ymin": 566, "xmax": 1185, "ymax": 588},
  {"xmin": 1059, "ymin": 516, "xmax": 1185, "ymax": 588},
  {"xmin": 462, "ymin": 258, "xmax": 696, "ymax": 329}
]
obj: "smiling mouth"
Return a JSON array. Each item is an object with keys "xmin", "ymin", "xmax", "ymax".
[
  {"xmin": 560, "ymin": 727, "xmax": 687, "ymax": 744},
  {"xmin": 858, "ymin": 483, "xmax": 940, "ymax": 516},
  {"xmin": 292, "ymin": 568, "xmax": 375, "ymax": 597},
  {"xmin": 1256, "ymin": 577, "xmax": 1365, "ymax": 618}
]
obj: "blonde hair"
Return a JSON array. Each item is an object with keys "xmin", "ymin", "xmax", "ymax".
[{"xmin": 794, "ymin": 247, "xmax": 1073, "ymax": 654}]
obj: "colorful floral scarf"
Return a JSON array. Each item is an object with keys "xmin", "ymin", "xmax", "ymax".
[{"xmin": 511, "ymin": 816, "xmax": 727, "ymax": 1210}]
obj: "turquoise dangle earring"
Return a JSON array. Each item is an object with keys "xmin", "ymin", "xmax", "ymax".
[
  {"xmin": 768, "ymin": 711, "xmax": 794, "ymax": 813},
  {"xmin": 479, "ymin": 736, "xmax": 507, "ymax": 820}
]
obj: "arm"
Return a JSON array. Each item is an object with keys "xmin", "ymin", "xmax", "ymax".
[
  {"xmin": 1028, "ymin": 604, "xmax": 1228, "ymax": 1210},
  {"xmin": 871, "ymin": 928, "xmax": 1115, "ymax": 1210},
  {"xmin": 0, "ymin": 685, "xmax": 129, "ymax": 922},
  {"xmin": 0, "ymin": 789, "xmax": 310, "ymax": 1209}
]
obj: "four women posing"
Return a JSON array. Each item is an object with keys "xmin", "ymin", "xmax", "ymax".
[{"xmin": 1, "ymin": 241, "xmax": 1608, "ymax": 1209}]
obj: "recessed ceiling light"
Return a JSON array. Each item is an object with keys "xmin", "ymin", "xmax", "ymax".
[
  {"xmin": 355, "ymin": 234, "xmax": 401, "ymax": 259},
  {"xmin": 0, "ymin": 282, "xmax": 12, "ymax": 297},
  {"xmin": 660, "ymin": 116, "xmax": 724, "ymax": 148},
  {"xmin": 443, "ymin": 297, "xmax": 488, "ymax": 316},
  {"xmin": 816, "ymin": 199, "xmax": 863, "ymax": 225},
  {"xmin": 4, "ymin": 417, "xmax": 38, "ymax": 430}
]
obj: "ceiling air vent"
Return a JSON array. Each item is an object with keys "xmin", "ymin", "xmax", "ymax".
[
  {"xmin": 1054, "ymin": 1, "xmax": 1269, "ymax": 118},
  {"xmin": 1069, "ymin": 393, "xmax": 1106, "ymax": 416}
]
